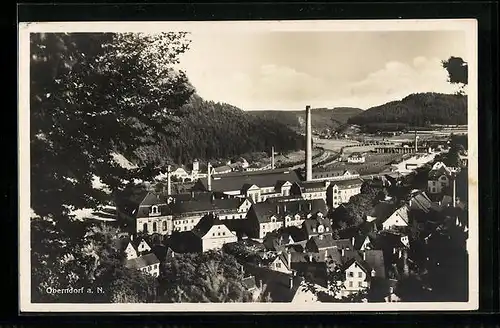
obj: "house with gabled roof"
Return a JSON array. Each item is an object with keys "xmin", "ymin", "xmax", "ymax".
[
  {"xmin": 428, "ymin": 162, "xmax": 453, "ymax": 194},
  {"xmin": 190, "ymin": 214, "xmax": 237, "ymax": 252},
  {"xmin": 302, "ymin": 216, "xmax": 333, "ymax": 239},
  {"xmin": 246, "ymin": 198, "xmax": 328, "ymax": 239},
  {"xmin": 327, "ymin": 178, "xmax": 363, "ymax": 208},
  {"xmin": 379, "ymin": 205, "xmax": 410, "ymax": 230},
  {"xmin": 290, "ymin": 180, "xmax": 329, "ymax": 202},
  {"xmin": 125, "ymin": 253, "xmax": 161, "ymax": 278}
]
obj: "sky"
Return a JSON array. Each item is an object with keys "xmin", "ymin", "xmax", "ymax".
[{"xmin": 176, "ymin": 30, "xmax": 467, "ymax": 110}]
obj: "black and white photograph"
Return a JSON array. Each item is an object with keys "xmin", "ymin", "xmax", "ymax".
[{"xmin": 19, "ymin": 19, "xmax": 478, "ymax": 312}]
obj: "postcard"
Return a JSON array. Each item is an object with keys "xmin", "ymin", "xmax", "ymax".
[{"xmin": 19, "ymin": 19, "xmax": 478, "ymax": 312}]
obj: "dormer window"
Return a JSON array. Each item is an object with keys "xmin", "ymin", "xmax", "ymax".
[
  {"xmin": 151, "ymin": 206, "xmax": 158, "ymax": 215},
  {"xmin": 317, "ymin": 225, "xmax": 324, "ymax": 233}
]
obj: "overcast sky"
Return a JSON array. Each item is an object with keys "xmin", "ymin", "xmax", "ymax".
[{"xmin": 177, "ymin": 30, "xmax": 467, "ymax": 110}]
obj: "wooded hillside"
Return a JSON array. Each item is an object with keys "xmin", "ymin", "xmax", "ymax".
[{"xmin": 347, "ymin": 93, "xmax": 467, "ymax": 127}]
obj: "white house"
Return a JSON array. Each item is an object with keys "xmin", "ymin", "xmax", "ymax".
[
  {"xmin": 269, "ymin": 251, "xmax": 293, "ymax": 274},
  {"xmin": 381, "ymin": 205, "xmax": 409, "ymax": 230},
  {"xmin": 329, "ymin": 178, "xmax": 363, "ymax": 208},
  {"xmin": 339, "ymin": 259, "xmax": 372, "ymax": 298},
  {"xmin": 124, "ymin": 242, "xmax": 138, "ymax": 260},
  {"xmin": 191, "ymin": 215, "xmax": 238, "ymax": 252},
  {"xmin": 125, "ymin": 253, "xmax": 161, "ymax": 278}
]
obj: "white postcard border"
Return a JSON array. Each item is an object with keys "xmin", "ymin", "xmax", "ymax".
[{"xmin": 18, "ymin": 19, "xmax": 479, "ymax": 312}]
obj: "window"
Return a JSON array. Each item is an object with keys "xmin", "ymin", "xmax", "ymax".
[
  {"xmin": 349, "ymin": 281, "xmax": 353, "ymax": 287},
  {"xmin": 349, "ymin": 272, "xmax": 354, "ymax": 277},
  {"xmin": 143, "ymin": 223, "xmax": 148, "ymax": 233},
  {"xmin": 358, "ymin": 272, "xmax": 363, "ymax": 278},
  {"xmin": 162, "ymin": 221, "xmax": 167, "ymax": 231},
  {"xmin": 153, "ymin": 222, "xmax": 157, "ymax": 232},
  {"xmin": 222, "ymin": 232, "xmax": 226, "ymax": 236},
  {"xmin": 217, "ymin": 232, "xmax": 220, "ymax": 236},
  {"xmin": 151, "ymin": 206, "xmax": 158, "ymax": 214},
  {"xmin": 276, "ymin": 263, "xmax": 281, "ymax": 268},
  {"xmin": 183, "ymin": 226, "xmax": 187, "ymax": 231},
  {"xmin": 358, "ymin": 281, "xmax": 363, "ymax": 287}
]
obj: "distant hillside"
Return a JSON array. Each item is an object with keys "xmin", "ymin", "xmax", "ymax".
[
  {"xmin": 132, "ymin": 95, "xmax": 305, "ymax": 166},
  {"xmin": 249, "ymin": 107, "xmax": 363, "ymax": 133},
  {"xmin": 347, "ymin": 93, "xmax": 467, "ymax": 129}
]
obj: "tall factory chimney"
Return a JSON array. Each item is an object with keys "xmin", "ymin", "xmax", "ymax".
[
  {"xmin": 167, "ymin": 165, "xmax": 172, "ymax": 196},
  {"xmin": 271, "ymin": 146, "xmax": 275, "ymax": 170},
  {"xmin": 207, "ymin": 162, "xmax": 212, "ymax": 191},
  {"xmin": 414, "ymin": 130, "xmax": 418, "ymax": 153},
  {"xmin": 305, "ymin": 105, "xmax": 313, "ymax": 181}
]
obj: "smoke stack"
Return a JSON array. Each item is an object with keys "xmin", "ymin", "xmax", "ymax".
[
  {"xmin": 305, "ymin": 105, "xmax": 313, "ymax": 181},
  {"xmin": 271, "ymin": 146, "xmax": 275, "ymax": 170},
  {"xmin": 167, "ymin": 165, "xmax": 172, "ymax": 196},
  {"xmin": 414, "ymin": 130, "xmax": 418, "ymax": 153},
  {"xmin": 207, "ymin": 162, "xmax": 212, "ymax": 191}
]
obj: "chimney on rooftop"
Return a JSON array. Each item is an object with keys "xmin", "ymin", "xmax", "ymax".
[
  {"xmin": 167, "ymin": 165, "xmax": 172, "ymax": 196},
  {"xmin": 276, "ymin": 205, "xmax": 280, "ymax": 214},
  {"xmin": 289, "ymin": 275, "xmax": 294, "ymax": 289},
  {"xmin": 207, "ymin": 162, "xmax": 212, "ymax": 191},
  {"xmin": 362, "ymin": 250, "xmax": 366, "ymax": 261},
  {"xmin": 305, "ymin": 105, "xmax": 313, "ymax": 181}
]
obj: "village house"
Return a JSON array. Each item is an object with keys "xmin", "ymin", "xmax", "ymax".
[
  {"xmin": 302, "ymin": 216, "xmax": 333, "ymax": 240},
  {"xmin": 327, "ymin": 178, "xmax": 364, "ymax": 208},
  {"xmin": 246, "ymin": 199, "xmax": 328, "ymax": 239},
  {"xmin": 377, "ymin": 205, "xmax": 410, "ymax": 231},
  {"xmin": 190, "ymin": 214, "xmax": 238, "ymax": 252},
  {"xmin": 193, "ymin": 168, "xmax": 301, "ymax": 201},
  {"xmin": 290, "ymin": 180, "xmax": 329, "ymax": 201},
  {"xmin": 347, "ymin": 152, "xmax": 366, "ymax": 164},
  {"xmin": 125, "ymin": 253, "xmax": 161, "ymax": 278},
  {"xmin": 427, "ymin": 162, "xmax": 452, "ymax": 194}
]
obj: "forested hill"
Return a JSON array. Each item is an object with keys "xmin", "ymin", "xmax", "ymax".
[
  {"xmin": 347, "ymin": 93, "xmax": 467, "ymax": 127},
  {"xmin": 133, "ymin": 95, "xmax": 305, "ymax": 166},
  {"xmin": 248, "ymin": 107, "xmax": 363, "ymax": 133}
]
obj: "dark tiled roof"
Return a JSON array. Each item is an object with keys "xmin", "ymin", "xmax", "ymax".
[
  {"xmin": 191, "ymin": 214, "xmax": 226, "ymax": 238},
  {"xmin": 364, "ymin": 250, "xmax": 386, "ymax": 278},
  {"xmin": 197, "ymin": 169, "xmax": 301, "ymax": 192},
  {"xmin": 332, "ymin": 238, "xmax": 354, "ymax": 250},
  {"xmin": 307, "ymin": 234, "xmax": 337, "ymax": 251},
  {"xmin": 428, "ymin": 166, "xmax": 452, "ymax": 179},
  {"xmin": 136, "ymin": 204, "xmax": 171, "ymax": 218},
  {"xmin": 140, "ymin": 192, "xmax": 166, "ymax": 206},
  {"xmin": 244, "ymin": 264, "xmax": 302, "ymax": 302},
  {"xmin": 371, "ymin": 201, "xmax": 397, "ymax": 221},
  {"xmin": 169, "ymin": 198, "xmax": 242, "ymax": 216},
  {"xmin": 125, "ymin": 253, "xmax": 160, "ymax": 270},
  {"xmin": 303, "ymin": 217, "xmax": 333, "ymax": 237},
  {"xmin": 330, "ymin": 178, "xmax": 364, "ymax": 188},
  {"xmin": 250, "ymin": 199, "xmax": 327, "ymax": 224},
  {"xmin": 409, "ymin": 191, "xmax": 433, "ymax": 213},
  {"xmin": 299, "ymin": 180, "xmax": 328, "ymax": 191}
]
